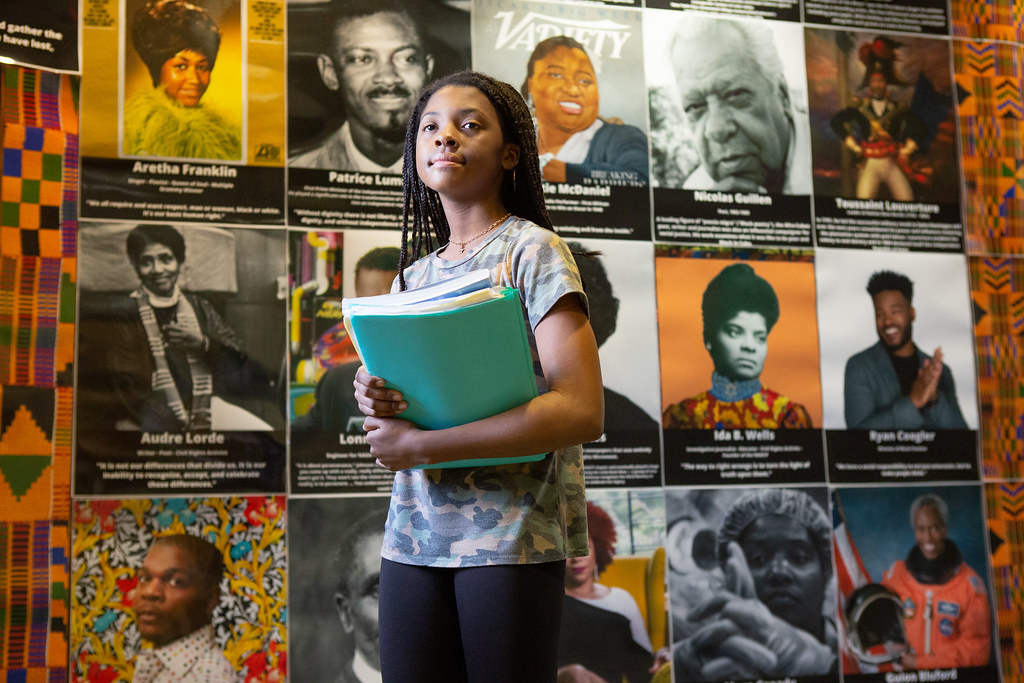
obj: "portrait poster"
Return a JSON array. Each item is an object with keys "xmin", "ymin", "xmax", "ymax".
[
  {"xmin": 0, "ymin": 0, "xmax": 81, "ymax": 74},
  {"xmin": 79, "ymin": 0, "xmax": 287, "ymax": 225},
  {"xmin": 834, "ymin": 485, "xmax": 998, "ymax": 680},
  {"xmin": 665, "ymin": 486, "xmax": 839, "ymax": 683},
  {"xmin": 289, "ymin": 228, "xmax": 401, "ymax": 494},
  {"xmin": 805, "ymin": 0, "xmax": 949, "ymax": 35},
  {"xmin": 567, "ymin": 239, "xmax": 662, "ymax": 487},
  {"xmin": 286, "ymin": 0, "xmax": 471, "ymax": 228},
  {"xmin": 815, "ymin": 248, "xmax": 978, "ymax": 482},
  {"xmin": 288, "ymin": 495, "xmax": 390, "ymax": 682},
  {"xmin": 656, "ymin": 247, "xmax": 825, "ymax": 486},
  {"xmin": 645, "ymin": 12, "xmax": 813, "ymax": 248},
  {"xmin": 560, "ymin": 487, "xmax": 669, "ymax": 681},
  {"xmin": 472, "ymin": 0, "xmax": 652, "ymax": 240},
  {"xmin": 644, "ymin": 0, "xmax": 799, "ymax": 23},
  {"xmin": 74, "ymin": 221, "xmax": 287, "ymax": 495},
  {"xmin": 71, "ymin": 496, "xmax": 287, "ymax": 683},
  {"xmin": 805, "ymin": 29, "xmax": 962, "ymax": 252}
]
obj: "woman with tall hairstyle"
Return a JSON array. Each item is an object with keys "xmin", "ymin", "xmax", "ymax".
[
  {"xmin": 663, "ymin": 263, "xmax": 812, "ymax": 429},
  {"xmin": 125, "ymin": 0, "xmax": 241, "ymax": 159}
]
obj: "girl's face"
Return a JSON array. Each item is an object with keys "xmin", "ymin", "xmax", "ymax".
[
  {"xmin": 415, "ymin": 85, "xmax": 519, "ymax": 205},
  {"xmin": 160, "ymin": 49, "xmax": 212, "ymax": 107},
  {"xmin": 708, "ymin": 310, "xmax": 768, "ymax": 381}
]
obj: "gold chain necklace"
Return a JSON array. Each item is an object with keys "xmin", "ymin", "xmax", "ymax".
[{"xmin": 449, "ymin": 213, "xmax": 510, "ymax": 254}]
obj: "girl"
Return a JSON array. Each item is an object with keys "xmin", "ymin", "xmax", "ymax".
[{"xmin": 354, "ymin": 71, "xmax": 604, "ymax": 681}]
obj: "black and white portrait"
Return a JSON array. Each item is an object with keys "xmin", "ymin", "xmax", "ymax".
[
  {"xmin": 646, "ymin": 13, "xmax": 811, "ymax": 195},
  {"xmin": 666, "ymin": 487, "xmax": 838, "ymax": 681},
  {"xmin": 287, "ymin": 0, "xmax": 470, "ymax": 174}
]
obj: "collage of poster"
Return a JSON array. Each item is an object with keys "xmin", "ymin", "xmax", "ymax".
[{"xmin": 1, "ymin": 0, "xmax": 1020, "ymax": 679}]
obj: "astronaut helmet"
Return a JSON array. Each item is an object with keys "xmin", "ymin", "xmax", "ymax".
[{"xmin": 844, "ymin": 583, "xmax": 909, "ymax": 665}]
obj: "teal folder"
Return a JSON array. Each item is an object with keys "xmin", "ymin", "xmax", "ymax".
[{"xmin": 344, "ymin": 286, "xmax": 545, "ymax": 469}]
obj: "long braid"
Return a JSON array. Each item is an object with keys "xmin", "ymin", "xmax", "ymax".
[{"xmin": 398, "ymin": 70, "xmax": 554, "ymax": 290}]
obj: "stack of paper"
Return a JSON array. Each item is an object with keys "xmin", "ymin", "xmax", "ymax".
[{"xmin": 342, "ymin": 270, "xmax": 545, "ymax": 469}]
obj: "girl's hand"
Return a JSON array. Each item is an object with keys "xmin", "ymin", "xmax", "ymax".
[
  {"xmin": 353, "ymin": 365, "xmax": 408, "ymax": 417},
  {"xmin": 363, "ymin": 416, "xmax": 423, "ymax": 470}
]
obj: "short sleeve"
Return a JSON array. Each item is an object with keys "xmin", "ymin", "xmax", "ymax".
[{"xmin": 504, "ymin": 228, "xmax": 589, "ymax": 331}]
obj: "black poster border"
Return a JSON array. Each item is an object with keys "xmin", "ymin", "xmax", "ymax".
[
  {"xmin": 290, "ymin": 431, "xmax": 394, "ymax": 494},
  {"xmin": 655, "ymin": 188, "xmax": 812, "ymax": 247},
  {"xmin": 664, "ymin": 428, "xmax": 825, "ymax": 486},
  {"xmin": 813, "ymin": 196, "xmax": 963, "ymax": 253},
  {"xmin": 81, "ymin": 157, "xmax": 285, "ymax": 225},
  {"xmin": 643, "ymin": 0, "xmax": 801, "ymax": 21},
  {"xmin": 75, "ymin": 430, "xmax": 286, "ymax": 495},
  {"xmin": 287, "ymin": 167, "xmax": 404, "ymax": 229},
  {"xmin": 825, "ymin": 429, "xmax": 979, "ymax": 483},
  {"xmin": 843, "ymin": 665, "xmax": 999, "ymax": 683},
  {"xmin": 546, "ymin": 184, "xmax": 652, "ymax": 241},
  {"xmin": 582, "ymin": 429, "xmax": 663, "ymax": 488}
]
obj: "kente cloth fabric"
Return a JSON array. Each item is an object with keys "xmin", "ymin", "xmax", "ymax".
[
  {"xmin": 50, "ymin": 387, "xmax": 72, "ymax": 518},
  {"xmin": 0, "ymin": 384, "xmax": 54, "ymax": 519},
  {"xmin": 663, "ymin": 386, "xmax": 813, "ymax": 429},
  {"xmin": 60, "ymin": 131, "xmax": 78, "ymax": 259},
  {"xmin": 0, "ymin": 67, "xmax": 77, "ymax": 131},
  {"xmin": 968, "ymin": 256, "xmax": 1024, "ymax": 477},
  {"xmin": 1, "ymin": 124, "xmax": 65, "ymax": 257},
  {"xmin": 955, "ymin": 40, "xmax": 1024, "ymax": 255},
  {"xmin": 0, "ymin": 67, "xmax": 76, "ymax": 258},
  {"xmin": 0, "ymin": 256, "xmax": 62, "ymax": 387},
  {"xmin": 986, "ymin": 482, "xmax": 1024, "ymax": 680},
  {"xmin": 0, "ymin": 521, "xmax": 53, "ymax": 670}
]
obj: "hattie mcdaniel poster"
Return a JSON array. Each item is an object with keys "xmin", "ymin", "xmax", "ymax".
[{"xmin": 472, "ymin": 0, "xmax": 653, "ymax": 240}]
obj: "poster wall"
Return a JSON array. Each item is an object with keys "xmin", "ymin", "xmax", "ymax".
[{"xmin": 4, "ymin": 0, "xmax": 1020, "ymax": 679}]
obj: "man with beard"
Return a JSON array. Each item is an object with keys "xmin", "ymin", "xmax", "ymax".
[
  {"xmin": 289, "ymin": 0, "xmax": 433, "ymax": 172},
  {"xmin": 844, "ymin": 270, "xmax": 967, "ymax": 429},
  {"xmin": 672, "ymin": 488, "xmax": 837, "ymax": 680},
  {"xmin": 881, "ymin": 493, "xmax": 991, "ymax": 669},
  {"xmin": 132, "ymin": 534, "xmax": 235, "ymax": 682}
]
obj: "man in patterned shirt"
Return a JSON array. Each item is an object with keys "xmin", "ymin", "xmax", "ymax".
[{"xmin": 132, "ymin": 534, "xmax": 236, "ymax": 682}]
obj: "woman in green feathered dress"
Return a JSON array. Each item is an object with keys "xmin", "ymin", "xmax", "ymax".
[{"xmin": 125, "ymin": 0, "xmax": 241, "ymax": 160}]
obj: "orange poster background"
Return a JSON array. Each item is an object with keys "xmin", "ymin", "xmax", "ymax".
[{"xmin": 656, "ymin": 253, "xmax": 823, "ymax": 427}]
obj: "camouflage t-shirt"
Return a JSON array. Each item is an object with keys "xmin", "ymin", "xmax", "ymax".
[{"xmin": 381, "ymin": 216, "xmax": 590, "ymax": 567}]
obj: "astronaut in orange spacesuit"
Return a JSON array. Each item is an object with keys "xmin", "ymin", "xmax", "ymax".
[{"xmin": 881, "ymin": 493, "xmax": 991, "ymax": 670}]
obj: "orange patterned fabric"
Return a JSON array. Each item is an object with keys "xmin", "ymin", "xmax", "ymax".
[{"xmin": 662, "ymin": 388, "xmax": 813, "ymax": 429}]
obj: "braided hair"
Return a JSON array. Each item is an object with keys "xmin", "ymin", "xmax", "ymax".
[{"xmin": 398, "ymin": 70, "xmax": 552, "ymax": 290}]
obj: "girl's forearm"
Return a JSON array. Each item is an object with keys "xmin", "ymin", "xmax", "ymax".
[{"xmin": 413, "ymin": 384, "xmax": 604, "ymax": 466}]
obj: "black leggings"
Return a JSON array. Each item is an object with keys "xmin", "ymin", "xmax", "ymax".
[{"xmin": 378, "ymin": 558, "xmax": 566, "ymax": 683}]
